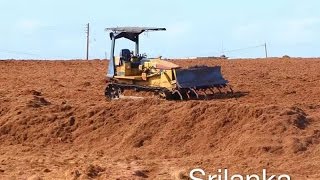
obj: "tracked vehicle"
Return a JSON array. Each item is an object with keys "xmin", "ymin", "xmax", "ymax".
[{"xmin": 105, "ymin": 27, "xmax": 232, "ymax": 100}]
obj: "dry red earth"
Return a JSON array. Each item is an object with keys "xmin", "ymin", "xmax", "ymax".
[{"xmin": 0, "ymin": 58, "xmax": 320, "ymax": 179}]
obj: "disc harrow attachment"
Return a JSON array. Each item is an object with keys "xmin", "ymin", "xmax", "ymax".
[
  {"xmin": 170, "ymin": 85, "xmax": 233, "ymax": 100},
  {"xmin": 105, "ymin": 83, "xmax": 233, "ymax": 100}
]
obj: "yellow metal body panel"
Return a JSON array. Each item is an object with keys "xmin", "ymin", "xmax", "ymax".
[
  {"xmin": 160, "ymin": 70, "xmax": 174, "ymax": 88},
  {"xmin": 113, "ymin": 56, "xmax": 178, "ymax": 90},
  {"xmin": 114, "ymin": 57, "xmax": 121, "ymax": 66},
  {"xmin": 114, "ymin": 76, "xmax": 142, "ymax": 80},
  {"xmin": 116, "ymin": 62, "xmax": 141, "ymax": 76}
]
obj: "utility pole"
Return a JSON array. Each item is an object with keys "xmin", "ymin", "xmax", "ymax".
[
  {"xmin": 85, "ymin": 23, "xmax": 90, "ymax": 60},
  {"xmin": 264, "ymin": 42, "xmax": 268, "ymax": 58},
  {"xmin": 221, "ymin": 41, "xmax": 224, "ymax": 55}
]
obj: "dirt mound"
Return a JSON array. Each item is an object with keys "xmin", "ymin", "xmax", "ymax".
[
  {"xmin": 0, "ymin": 58, "xmax": 320, "ymax": 179},
  {"xmin": 69, "ymin": 101, "xmax": 319, "ymax": 158}
]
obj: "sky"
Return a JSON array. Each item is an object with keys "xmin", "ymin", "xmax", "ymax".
[{"xmin": 0, "ymin": 0, "xmax": 320, "ymax": 59}]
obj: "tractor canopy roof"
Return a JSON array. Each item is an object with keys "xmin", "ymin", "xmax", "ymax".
[
  {"xmin": 105, "ymin": 27, "xmax": 166, "ymax": 34},
  {"xmin": 105, "ymin": 27, "xmax": 166, "ymax": 41}
]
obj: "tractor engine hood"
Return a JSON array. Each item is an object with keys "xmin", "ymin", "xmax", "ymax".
[{"xmin": 150, "ymin": 59, "xmax": 180, "ymax": 70}]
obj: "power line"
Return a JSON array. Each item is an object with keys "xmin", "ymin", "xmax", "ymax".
[
  {"xmin": 220, "ymin": 43, "xmax": 269, "ymax": 58},
  {"xmin": 0, "ymin": 49, "xmax": 39, "ymax": 56},
  {"xmin": 0, "ymin": 23, "xmax": 93, "ymax": 59},
  {"xmin": 223, "ymin": 44, "xmax": 265, "ymax": 53}
]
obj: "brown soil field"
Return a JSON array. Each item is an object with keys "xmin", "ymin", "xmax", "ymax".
[{"xmin": 0, "ymin": 58, "xmax": 320, "ymax": 179}]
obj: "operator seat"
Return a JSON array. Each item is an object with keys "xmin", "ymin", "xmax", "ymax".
[{"xmin": 120, "ymin": 49, "xmax": 131, "ymax": 62}]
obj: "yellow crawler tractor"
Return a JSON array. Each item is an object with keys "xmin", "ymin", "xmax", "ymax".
[{"xmin": 105, "ymin": 27, "xmax": 232, "ymax": 100}]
